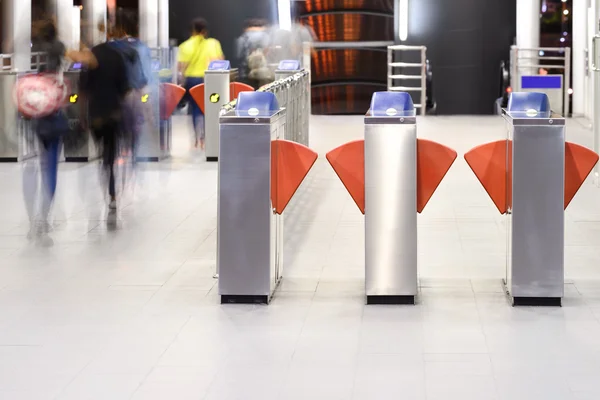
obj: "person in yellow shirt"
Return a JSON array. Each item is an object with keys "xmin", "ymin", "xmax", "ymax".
[{"xmin": 178, "ymin": 18, "xmax": 224, "ymax": 149}]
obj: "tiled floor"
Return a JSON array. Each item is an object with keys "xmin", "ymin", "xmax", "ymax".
[{"xmin": 1, "ymin": 115, "xmax": 600, "ymax": 399}]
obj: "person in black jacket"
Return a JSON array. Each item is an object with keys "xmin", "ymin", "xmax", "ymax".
[{"xmin": 79, "ymin": 30, "xmax": 130, "ymax": 211}]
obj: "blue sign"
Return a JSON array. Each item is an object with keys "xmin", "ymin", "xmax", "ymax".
[
  {"xmin": 278, "ymin": 60, "xmax": 300, "ymax": 71},
  {"xmin": 521, "ymin": 75, "xmax": 562, "ymax": 89},
  {"xmin": 71, "ymin": 62, "xmax": 82, "ymax": 70},
  {"xmin": 208, "ymin": 60, "xmax": 231, "ymax": 71}
]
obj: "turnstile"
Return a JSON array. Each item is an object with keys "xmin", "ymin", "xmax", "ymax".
[
  {"xmin": 0, "ymin": 71, "xmax": 36, "ymax": 161},
  {"xmin": 217, "ymin": 91, "xmax": 317, "ymax": 304},
  {"xmin": 327, "ymin": 92, "xmax": 457, "ymax": 304},
  {"xmin": 62, "ymin": 69, "xmax": 98, "ymax": 162},
  {"xmin": 204, "ymin": 60, "xmax": 236, "ymax": 162},
  {"xmin": 465, "ymin": 92, "xmax": 599, "ymax": 306},
  {"xmin": 136, "ymin": 72, "xmax": 164, "ymax": 162}
]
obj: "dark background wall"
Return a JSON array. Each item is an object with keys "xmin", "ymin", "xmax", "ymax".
[
  {"xmin": 166, "ymin": 0, "xmax": 516, "ymax": 115},
  {"xmin": 168, "ymin": 0, "xmax": 278, "ymax": 68},
  {"xmin": 294, "ymin": 0, "xmax": 394, "ymax": 114},
  {"xmin": 404, "ymin": 0, "xmax": 516, "ymax": 114}
]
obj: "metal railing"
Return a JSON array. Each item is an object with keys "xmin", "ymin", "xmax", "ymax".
[
  {"xmin": 0, "ymin": 52, "xmax": 48, "ymax": 72},
  {"xmin": 510, "ymin": 46, "xmax": 571, "ymax": 116},
  {"xmin": 149, "ymin": 47, "xmax": 178, "ymax": 83},
  {"xmin": 387, "ymin": 45, "xmax": 427, "ymax": 116},
  {"xmin": 222, "ymin": 70, "xmax": 310, "ymax": 147}
]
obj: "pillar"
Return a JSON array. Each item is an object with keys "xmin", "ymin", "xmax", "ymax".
[
  {"xmin": 53, "ymin": 0, "xmax": 76, "ymax": 50},
  {"xmin": 158, "ymin": 0, "xmax": 169, "ymax": 47},
  {"xmin": 2, "ymin": 0, "xmax": 31, "ymax": 71},
  {"xmin": 594, "ymin": 0, "xmax": 600, "ymax": 166},
  {"xmin": 82, "ymin": 0, "xmax": 106, "ymax": 47},
  {"xmin": 572, "ymin": 0, "xmax": 587, "ymax": 116},
  {"xmin": 72, "ymin": 7, "xmax": 81, "ymax": 50},
  {"xmin": 140, "ymin": 0, "xmax": 158, "ymax": 47},
  {"xmin": 516, "ymin": 0, "xmax": 541, "ymax": 49}
]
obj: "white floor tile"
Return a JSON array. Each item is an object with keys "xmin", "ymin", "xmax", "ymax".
[{"xmin": 0, "ymin": 116, "xmax": 599, "ymax": 398}]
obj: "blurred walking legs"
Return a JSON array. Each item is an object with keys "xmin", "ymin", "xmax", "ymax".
[
  {"xmin": 92, "ymin": 118, "xmax": 120, "ymax": 209},
  {"xmin": 184, "ymin": 77, "xmax": 205, "ymax": 149},
  {"xmin": 22, "ymin": 137, "xmax": 61, "ymax": 245}
]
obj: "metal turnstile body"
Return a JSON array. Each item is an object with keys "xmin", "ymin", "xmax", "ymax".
[
  {"xmin": 218, "ymin": 102, "xmax": 285, "ymax": 304},
  {"xmin": 136, "ymin": 73, "xmax": 164, "ymax": 161},
  {"xmin": 63, "ymin": 70, "xmax": 98, "ymax": 162},
  {"xmin": 503, "ymin": 93, "xmax": 565, "ymax": 306},
  {"xmin": 327, "ymin": 91, "xmax": 457, "ymax": 304},
  {"xmin": 465, "ymin": 91, "xmax": 598, "ymax": 307},
  {"xmin": 0, "ymin": 71, "xmax": 36, "ymax": 161},
  {"xmin": 204, "ymin": 60, "xmax": 237, "ymax": 161},
  {"xmin": 364, "ymin": 94, "xmax": 418, "ymax": 304}
]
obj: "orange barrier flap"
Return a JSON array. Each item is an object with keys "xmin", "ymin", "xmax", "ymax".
[
  {"xmin": 160, "ymin": 83, "xmax": 186, "ymax": 120},
  {"xmin": 417, "ymin": 139, "xmax": 458, "ymax": 213},
  {"xmin": 271, "ymin": 140, "xmax": 318, "ymax": 214},
  {"xmin": 564, "ymin": 142, "xmax": 599, "ymax": 209},
  {"xmin": 464, "ymin": 140, "xmax": 512, "ymax": 214},
  {"xmin": 325, "ymin": 140, "xmax": 365, "ymax": 214},
  {"xmin": 230, "ymin": 82, "xmax": 255, "ymax": 100},
  {"xmin": 189, "ymin": 83, "xmax": 205, "ymax": 114}
]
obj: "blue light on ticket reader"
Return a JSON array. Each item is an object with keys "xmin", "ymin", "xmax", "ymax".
[
  {"xmin": 208, "ymin": 60, "xmax": 231, "ymax": 71},
  {"xmin": 508, "ymin": 92, "xmax": 550, "ymax": 114},
  {"xmin": 278, "ymin": 60, "xmax": 300, "ymax": 71},
  {"xmin": 235, "ymin": 92, "xmax": 279, "ymax": 116},
  {"xmin": 369, "ymin": 91, "xmax": 414, "ymax": 116}
]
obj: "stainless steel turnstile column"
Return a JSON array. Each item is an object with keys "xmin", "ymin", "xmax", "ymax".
[
  {"xmin": 136, "ymin": 71, "xmax": 163, "ymax": 162},
  {"xmin": 504, "ymin": 92, "xmax": 565, "ymax": 306},
  {"xmin": 63, "ymin": 69, "xmax": 98, "ymax": 162},
  {"xmin": 218, "ymin": 92, "xmax": 285, "ymax": 304},
  {"xmin": 327, "ymin": 91, "xmax": 457, "ymax": 305},
  {"xmin": 204, "ymin": 60, "xmax": 237, "ymax": 162},
  {"xmin": 0, "ymin": 71, "xmax": 36, "ymax": 161},
  {"xmin": 365, "ymin": 92, "xmax": 418, "ymax": 304}
]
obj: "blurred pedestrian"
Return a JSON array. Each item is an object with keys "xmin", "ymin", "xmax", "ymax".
[
  {"xmin": 178, "ymin": 18, "xmax": 224, "ymax": 150},
  {"xmin": 79, "ymin": 21, "xmax": 129, "ymax": 211},
  {"xmin": 236, "ymin": 18, "xmax": 271, "ymax": 89},
  {"xmin": 108, "ymin": 9, "xmax": 153, "ymax": 164},
  {"xmin": 22, "ymin": 17, "xmax": 69, "ymax": 245},
  {"xmin": 290, "ymin": 21, "xmax": 316, "ymax": 67}
]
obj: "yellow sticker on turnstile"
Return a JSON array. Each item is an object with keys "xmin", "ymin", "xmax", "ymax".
[
  {"xmin": 69, "ymin": 94, "xmax": 78, "ymax": 103},
  {"xmin": 141, "ymin": 94, "xmax": 149, "ymax": 103},
  {"xmin": 210, "ymin": 93, "xmax": 220, "ymax": 103}
]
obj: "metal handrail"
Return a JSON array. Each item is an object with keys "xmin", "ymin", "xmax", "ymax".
[
  {"xmin": 510, "ymin": 45, "xmax": 571, "ymax": 116},
  {"xmin": 0, "ymin": 52, "xmax": 49, "ymax": 72},
  {"xmin": 221, "ymin": 70, "xmax": 310, "ymax": 147},
  {"xmin": 388, "ymin": 45, "xmax": 426, "ymax": 51},
  {"xmin": 387, "ymin": 45, "xmax": 427, "ymax": 116}
]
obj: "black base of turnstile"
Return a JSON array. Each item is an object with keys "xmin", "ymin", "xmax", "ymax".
[
  {"xmin": 503, "ymin": 279, "xmax": 562, "ymax": 307},
  {"xmin": 512, "ymin": 296, "xmax": 562, "ymax": 307},
  {"xmin": 221, "ymin": 295, "xmax": 269, "ymax": 304},
  {"xmin": 206, "ymin": 156, "xmax": 218, "ymax": 162},
  {"xmin": 367, "ymin": 295, "xmax": 415, "ymax": 305},
  {"xmin": 0, "ymin": 157, "xmax": 18, "ymax": 162},
  {"xmin": 65, "ymin": 157, "xmax": 89, "ymax": 162},
  {"xmin": 136, "ymin": 157, "xmax": 160, "ymax": 162}
]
